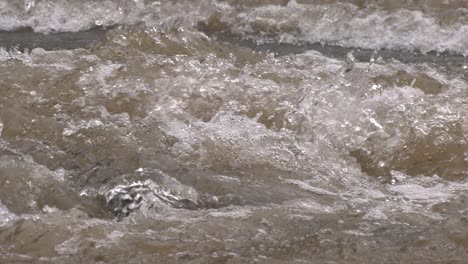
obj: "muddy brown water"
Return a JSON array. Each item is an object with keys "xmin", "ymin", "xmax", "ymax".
[{"xmin": 0, "ymin": 1, "xmax": 467, "ymax": 263}]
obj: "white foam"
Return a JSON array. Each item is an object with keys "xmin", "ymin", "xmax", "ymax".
[
  {"xmin": 0, "ymin": 0, "xmax": 158, "ymax": 33},
  {"xmin": 0, "ymin": 201, "xmax": 17, "ymax": 226},
  {"xmin": 222, "ymin": 2, "xmax": 468, "ymax": 55},
  {"xmin": 207, "ymin": 207, "xmax": 252, "ymax": 219},
  {"xmin": 1, "ymin": 1, "xmax": 465, "ymax": 54}
]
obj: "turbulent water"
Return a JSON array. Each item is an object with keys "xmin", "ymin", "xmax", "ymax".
[{"xmin": 0, "ymin": 0, "xmax": 467, "ymax": 263}]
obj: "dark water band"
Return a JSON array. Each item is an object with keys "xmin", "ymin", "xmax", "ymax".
[
  {"xmin": 1, "ymin": 27, "xmax": 466, "ymax": 67},
  {"xmin": 0, "ymin": 27, "xmax": 108, "ymax": 51},
  {"xmin": 212, "ymin": 33, "xmax": 467, "ymax": 66}
]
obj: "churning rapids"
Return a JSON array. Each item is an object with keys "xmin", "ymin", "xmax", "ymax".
[{"xmin": 0, "ymin": 0, "xmax": 467, "ymax": 263}]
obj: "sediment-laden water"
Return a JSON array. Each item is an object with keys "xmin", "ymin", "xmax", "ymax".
[{"xmin": 0, "ymin": 1, "xmax": 467, "ymax": 263}]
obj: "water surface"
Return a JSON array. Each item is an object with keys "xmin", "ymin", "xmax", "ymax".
[{"xmin": 0, "ymin": 0, "xmax": 467, "ymax": 263}]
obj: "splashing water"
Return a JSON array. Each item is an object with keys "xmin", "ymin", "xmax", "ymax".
[{"xmin": 0, "ymin": 0, "xmax": 467, "ymax": 263}]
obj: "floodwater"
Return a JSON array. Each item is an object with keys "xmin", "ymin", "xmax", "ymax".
[{"xmin": 0, "ymin": 0, "xmax": 467, "ymax": 263}]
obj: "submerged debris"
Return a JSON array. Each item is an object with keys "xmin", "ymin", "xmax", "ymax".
[{"xmin": 105, "ymin": 180, "xmax": 199, "ymax": 220}]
